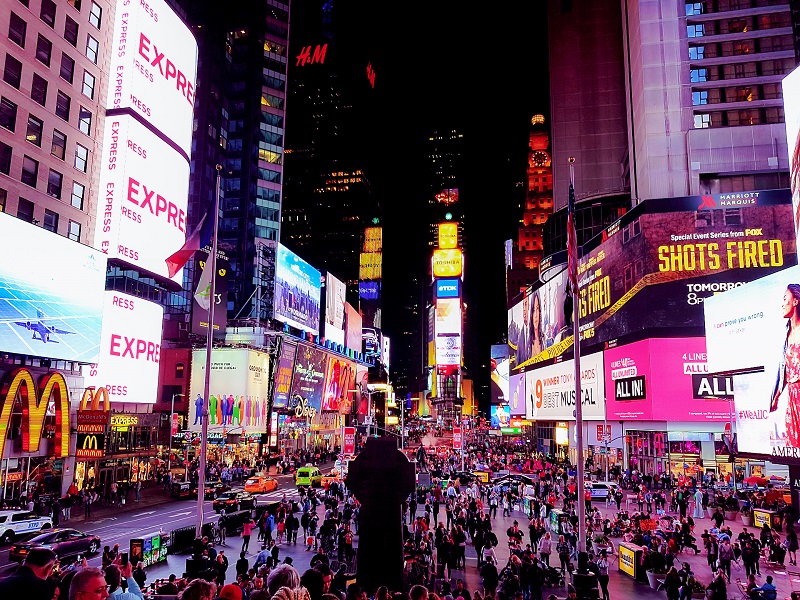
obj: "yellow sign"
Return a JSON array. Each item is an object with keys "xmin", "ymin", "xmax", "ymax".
[
  {"xmin": 432, "ymin": 248, "xmax": 463, "ymax": 278},
  {"xmin": 359, "ymin": 252, "xmax": 382, "ymax": 280},
  {"xmin": 472, "ymin": 471, "xmax": 490, "ymax": 483},
  {"xmin": 363, "ymin": 227, "xmax": 382, "ymax": 253},
  {"xmin": 111, "ymin": 415, "xmax": 139, "ymax": 428},
  {"xmin": 77, "ymin": 387, "xmax": 111, "ymax": 433},
  {"xmin": 438, "ymin": 223, "xmax": 458, "ymax": 249},
  {"xmin": 80, "ymin": 387, "xmax": 110, "ymax": 411},
  {"xmin": 386, "ymin": 416, "xmax": 399, "ymax": 425},
  {"xmin": 618, "ymin": 544, "xmax": 636, "ymax": 577},
  {"xmin": 76, "ymin": 433, "xmax": 105, "ymax": 458},
  {"xmin": 753, "ymin": 509, "xmax": 772, "ymax": 529},
  {"xmin": 555, "ymin": 424, "xmax": 569, "ymax": 446}
]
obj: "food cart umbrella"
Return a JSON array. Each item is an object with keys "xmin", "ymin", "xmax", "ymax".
[{"xmin": 744, "ymin": 476, "xmax": 768, "ymax": 486}]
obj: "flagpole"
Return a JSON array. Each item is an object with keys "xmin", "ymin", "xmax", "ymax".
[
  {"xmin": 196, "ymin": 164, "xmax": 221, "ymax": 538},
  {"xmin": 569, "ymin": 157, "xmax": 587, "ymax": 554}
]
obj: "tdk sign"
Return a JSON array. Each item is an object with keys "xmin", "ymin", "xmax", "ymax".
[{"xmin": 436, "ymin": 279, "xmax": 461, "ymax": 298}]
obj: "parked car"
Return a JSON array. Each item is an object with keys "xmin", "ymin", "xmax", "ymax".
[
  {"xmin": 244, "ymin": 474, "xmax": 278, "ymax": 494},
  {"xmin": 9, "ymin": 528, "xmax": 100, "ymax": 562},
  {"xmin": 192, "ymin": 479, "xmax": 231, "ymax": 500},
  {"xmin": 212, "ymin": 491, "xmax": 256, "ymax": 513},
  {"xmin": 0, "ymin": 510, "xmax": 53, "ymax": 544}
]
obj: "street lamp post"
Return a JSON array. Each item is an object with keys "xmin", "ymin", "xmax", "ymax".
[{"xmin": 168, "ymin": 393, "xmax": 185, "ymax": 474}]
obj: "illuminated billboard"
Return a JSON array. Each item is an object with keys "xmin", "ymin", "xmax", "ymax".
[
  {"xmin": 359, "ymin": 252, "xmax": 382, "ymax": 280},
  {"xmin": 188, "ymin": 348, "xmax": 271, "ymax": 432},
  {"xmin": 359, "ymin": 281, "xmax": 380, "ymax": 300},
  {"xmin": 289, "ymin": 345, "xmax": 327, "ymax": 413},
  {"xmin": 508, "ymin": 372, "xmax": 526, "ymax": 416},
  {"xmin": 0, "ymin": 212, "xmax": 106, "ymax": 362},
  {"xmin": 324, "ymin": 272, "xmax": 346, "ymax": 347},
  {"xmin": 525, "ymin": 352, "xmax": 605, "ymax": 420},
  {"xmin": 321, "ymin": 355, "xmax": 356, "ymax": 413},
  {"xmin": 438, "ymin": 222, "xmax": 458, "ymax": 249},
  {"xmin": 84, "ymin": 292, "xmax": 164, "ymax": 403},
  {"xmin": 432, "ymin": 248, "xmax": 464, "ymax": 278},
  {"xmin": 436, "ymin": 278, "xmax": 461, "ymax": 298},
  {"xmin": 705, "ymin": 265, "xmax": 800, "ymax": 456},
  {"xmin": 783, "ymin": 66, "xmax": 800, "ymax": 259},
  {"xmin": 604, "ymin": 337, "xmax": 733, "ymax": 422},
  {"xmin": 108, "ymin": 0, "xmax": 198, "ymax": 155},
  {"xmin": 491, "ymin": 344, "xmax": 510, "ymax": 405},
  {"xmin": 190, "ymin": 248, "xmax": 229, "ymax": 336},
  {"xmin": 95, "ymin": 114, "xmax": 190, "ymax": 281},
  {"xmin": 272, "ymin": 340, "xmax": 297, "ymax": 409},
  {"xmin": 435, "ymin": 298, "xmax": 462, "ymax": 366},
  {"xmin": 491, "ymin": 405, "xmax": 511, "ymax": 429},
  {"xmin": 363, "ymin": 227, "xmax": 382, "ymax": 253},
  {"xmin": 363, "ymin": 327, "xmax": 381, "ymax": 358},
  {"xmin": 344, "ymin": 303, "xmax": 362, "ymax": 354},
  {"xmin": 273, "ymin": 244, "xmax": 321, "ymax": 335}
]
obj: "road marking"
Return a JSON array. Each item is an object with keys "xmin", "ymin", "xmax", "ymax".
[{"xmin": 166, "ymin": 510, "xmax": 194, "ymax": 517}]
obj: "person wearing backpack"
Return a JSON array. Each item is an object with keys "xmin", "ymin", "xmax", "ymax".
[{"xmin": 718, "ymin": 538, "xmax": 736, "ymax": 582}]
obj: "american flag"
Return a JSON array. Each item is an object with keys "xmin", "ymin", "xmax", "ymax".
[{"xmin": 567, "ymin": 162, "xmax": 578, "ymax": 292}]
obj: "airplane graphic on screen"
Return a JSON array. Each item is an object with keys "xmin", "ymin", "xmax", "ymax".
[{"xmin": 8, "ymin": 309, "xmax": 76, "ymax": 343}]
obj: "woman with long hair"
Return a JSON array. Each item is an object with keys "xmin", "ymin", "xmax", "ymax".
[{"xmin": 771, "ymin": 284, "xmax": 800, "ymax": 446}]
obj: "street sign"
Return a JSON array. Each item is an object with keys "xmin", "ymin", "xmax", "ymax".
[
  {"xmin": 453, "ymin": 427, "xmax": 462, "ymax": 450},
  {"xmin": 343, "ymin": 426, "xmax": 356, "ymax": 455},
  {"xmin": 171, "ymin": 413, "xmax": 180, "ymax": 436}
]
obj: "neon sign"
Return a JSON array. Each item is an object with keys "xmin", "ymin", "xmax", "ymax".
[{"xmin": 296, "ymin": 44, "xmax": 327, "ymax": 67}]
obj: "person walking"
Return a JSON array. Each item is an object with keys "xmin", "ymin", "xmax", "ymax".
[
  {"xmin": 539, "ymin": 532, "xmax": 552, "ymax": 566},
  {"xmin": 693, "ymin": 489, "xmax": 705, "ymax": 519},
  {"xmin": 787, "ymin": 526, "xmax": 798, "ymax": 566},
  {"xmin": 242, "ymin": 515, "xmax": 255, "ymax": 553},
  {"xmin": 597, "ymin": 550, "xmax": 610, "ymax": 600},
  {"xmin": 84, "ymin": 491, "xmax": 93, "ymax": 518},
  {"xmin": 719, "ymin": 539, "xmax": 735, "ymax": 582}
]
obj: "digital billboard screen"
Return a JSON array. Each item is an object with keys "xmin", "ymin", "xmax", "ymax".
[
  {"xmin": 508, "ymin": 372, "xmax": 526, "ymax": 416},
  {"xmin": 525, "ymin": 352, "xmax": 605, "ymax": 421},
  {"xmin": 354, "ymin": 364, "xmax": 370, "ymax": 416},
  {"xmin": 0, "ymin": 212, "xmax": 106, "ymax": 362},
  {"xmin": 190, "ymin": 248, "xmax": 229, "ymax": 336},
  {"xmin": 324, "ymin": 272, "xmax": 346, "ymax": 347},
  {"xmin": 188, "ymin": 348, "xmax": 271, "ymax": 432},
  {"xmin": 344, "ymin": 303, "xmax": 362, "ymax": 353},
  {"xmin": 435, "ymin": 298, "xmax": 462, "ymax": 366},
  {"xmin": 359, "ymin": 281, "xmax": 380, "ymax": 300},
  {"xmin": 705, "ymin": 265, "xmax": 800, "ymax": 457},
  {"xmin": 84, "ymin": 292, "xmax": 164, "ymax": 403},
  {"xmin": 289, "ymin": 345, "xmax": 327, "ymax": 413},
  {"xmin": 321, "ymin": 355, "xmax": 356, "ymax": 413},
  {"xmin": 491, "ymin": 405, "xmax": 511, "ymax": 429},
  {"xmin": 273, "ymin": 244, "xmax": 321, "ymax": 335},
  {"xmin": 491, "ymin": 344, "xmax": 510, "ymax": 405},
  {"xmin": 108, "ymin": 0, "xmax": 198, "ymax": 155},
  {"xmin": 783, "ymin": 66, "xmax": 800, "ymax": 259},
  {"xmin": 272, "ymin": 340, "xmax": 297, "ymax": 409},
  {"xmin": 95, "ymin": 114, "xmax": 190, "ymax": 282}
]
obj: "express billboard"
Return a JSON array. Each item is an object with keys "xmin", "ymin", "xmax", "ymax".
[
  {"xmin": 83, "ymin": 292, "xmax": 163, "ymax": 403},
  {"xmin": 324, "ymin": 272, "xmax": 346, "ymax": 347},
  {"xmin": 0, "ymin": 212, "xmax": 106, "ymax": 362},
  {"xmin": 321, "ymin": 355, "xmax": 356, "ymax": 413},
  {"xmin": 272, "ymin": 340, "xmax": 297, "ymax": 409},
  {"xmin": 95, "ymin": 114, "xmax": 190, "ymax": 282},
  {"xmin": 289, "ymin": 344, "xmax": 327, "ymax": 413},
  {"xmin": 188, "ymin": 348, "xmax": 271, "ymax": 432},
  {"xmin": 525, "ymin": 352, "xmax": 605, "ymax": 421},
  {"xmin": 705, "ymin": 265, "xmax": 800, "ymax": 457},
  {"xmin": 108, "ymin": 0, "xmax": 198, "ymax": 155},
  {"xmin": 273, "ymin": 244, "xmax": 321, "ymax": 335},
  {"xmin": 783, "ymin": 66, "xmax": 800, "ymax": 259},
  {"xmin": 604, "ymin": 337, "xmax": 733, "ymax": 422}
]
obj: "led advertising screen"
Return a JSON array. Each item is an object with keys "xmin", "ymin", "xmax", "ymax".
[
  {"xmin": 508, "ymin": 372, "xmax": 526, "ymax": 416},
  {"xmin": 491, "ymin": 405, "xmax": 511, "ymax": 429},
  {"xmin": 0, "ymin": 212, "xmax": 106, "ymax": 362},
  {"xmin": 321, "ymin": 355, "xmax": 356, "ymax": 413},
  {"xmin": 190, "ymin": 248, "xmax": 229, "ymax": 336},
  {"xmin": 354, "ymin": 364, "xmax": 370, "ymax": 416},
  {"xmin": 273, "ymin": 244, "xmax": 321, "ymax": 335},
  {"xmin": 491, "ymin": 344, "xmax": 510, "ymax": 405},
  {"xmin": 289, "ymin": 344, "xmax": 327, "ymax": 413},
  {"xmin": 508, "ymin": 269, "xmax": 571, "ymax": 372},
  {"xmin": 95, "ymin": 114, "xmax": 190, "ymax": 282},
  {"xmin": 438, "ymin": 222, "xmax": 459, "ymax": 249},
  {"xmin": 188, "ymin": 348, "xmax": 271, "ymax": 432},
  {"xmin": 108, "ymin": 0, "xmax": 198, "ymax": 155},
  {"xmin": 363, "ymin": 227, "xmax": 382, "ymax": 253},
  {"xmin": 432, "ymin": 249, "xmax": 464, "ymax": 278},
  {"xmin": 324, "ymin": 272, "xmax": 346, "ymax": 347},
  {"xmin": 604, "ymin": 337, "xmax": 733, "ymax": 422},
  {"xmin": 382, "ymin": 335, "xmax": 391, "ymax": 370},
  {"xmin": 359, "ymin": 281, "xmax": 380, "ymax": 300},
  {"xmin": 344, "ymin": 303, "xmax": 362, "ymax": 353},
  {"xmin": 525, "ymin": 351, "xmax": 606, "ymax": 421},
  {"xmin": 705, "ymin": 265, "xmax": 800, "ymax": 456},
  {"xmin": 783, "ymin": 66, "xmax": 800, "ymax": 259},
  {"xmin": 435, "ymin": 298, "xmax": 462, "ymax": 366},
  {"xmin": 84, "ymin": 292, "xmax": 164, "ymax": 403},
  {"xmin": 272, "ymin": 340, "xmax": 297, "ymax": 409},
  {"xmin": 436, "ymin": 278, "xmax": 461, "ymax": 298}
]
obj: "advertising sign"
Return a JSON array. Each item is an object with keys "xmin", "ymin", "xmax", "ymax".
[
  {"xmin": 188, "ymin": 348, "xmax": 271, "ymax": 432},
  {"xmin": 324, "ymin": 272, "xmax": 346, "ymax": 347},
  {"xmin": 783, "ymin": 66, "xmax": 800, "ymax": 259},
  {"xmin": 344, "ymin": 303, "xmax": 362, "ymax": 354},
  {"xmin": 108, "ymin": 0, "xmax": 198, "ymax": 155},
  {"xmin": 491, "ymin": 344, "xmax": 510, "ymax": 405},
  {"xmin": 289, "ymin": 345, "xmax": 327, "ymax": 414},
  {"xmin": 359, "ymin": 252, "xmax": 382, "ymax": 280},
  {"xmin": 272, "ymin": 340, "xmax": 297, "ymax": 409},
  {"xmin": 436, "ymin": 278, "xmax": 461, "ymax": 298},
  {"xmin": 354, "ymin": 364, "xmax": 370, "ymax": 416},
  {"xmin": 453, "ymin": 426, "xmax": 462, "ymax": 450},
  {"xmin": 363, "ymin": 327, "xmax": 381, "ymax": 358},
  {"xmin": 438, "ymin": 222, "xmax": 459, "ymax": 249},
  {"xmin": 76, "ymin": 433, "xmax": 105, "ymax": 459},
  {"xmin": 508, "ymin": 372, "xmax": 526, "ymax": 416},
  {"xmin": 618, "ymin": 543, "xmax": 638, "ymax": 577},
  {"xmin": 0, "ymin": 212, "xmax": 106, "ymax": 362},
  {"xmin": 605, "ymin": 338, "xmax": 733, "ymax": 421},
  {"xmin": 343, "ymin": 426, "xmax": 356, "ymax": 455},
  {"xmin": 432, "ymin": 248, "xmax": 464, "ymax": 278},
  {"xmin": 273, "ymin": 244, "xmax": 321, "ymax": 335},
  {"xmin": 359, "ymin": 281, "xmax": 380, "ymax": 300},
  {"xmin": 705, "ymin": 265, "xmax": 800, "ymax": 457},
  {"xmin": 321, "ymin": 355, "xmax": 356, "ymax": 413},
  {"xmin": 84, "ymin": 292, "xmax": 164, "ymax": 404},
  {"xmin": 363, "ymin": 227, "xmax": 382, "ymax": 253},
  {"xmin": 525, "ymin": 351, "xmax": 605, "ymax": 420},
  {"xmin": 436, "ymin": 334, "xmax": 462, "ymax": 367},
  {"xmin": 95, "ymin": 114, "xmax": 190, "ymax": 281},
  {"xmin": 491, "ymin": 405, "xmax": 511, "ymax": 429},
  {"xmin": 190, "ymin": 248, "xmax": 229, "ymax": 336}
]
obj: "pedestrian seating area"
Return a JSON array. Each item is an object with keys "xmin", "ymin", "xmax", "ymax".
[{"xmin": 736, "ymin": 578, "xmax": 751, "ymax": 600}]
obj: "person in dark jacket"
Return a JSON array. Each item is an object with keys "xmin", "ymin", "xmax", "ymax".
[{"xmin": 0, "ymin": 547, "xmax": 57, "ymax": 600}]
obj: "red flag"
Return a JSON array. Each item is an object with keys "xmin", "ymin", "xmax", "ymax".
[{"xmin": 165, "ymin": 207, "xmax": 214, "ymax": 278}]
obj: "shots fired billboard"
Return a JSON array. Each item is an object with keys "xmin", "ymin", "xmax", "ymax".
[
  {"xmin": 525, "ymin": 351, "xmax": 606, "ymax": 421},
  {"xmin": 272, "ymin": 340, "xmax": 297, "ymax": 409},
  {"xmin": 274, "ymin": 244, "xmax": 321, "ymax": 335},
  {"xmin": 188, "ymin": 348, "xmax": 271, "ymax": 432},
  {"xmin": 84, "ymin": 292, "xmax": 164, "ymax": 403},
  {"xmin": 0, "ymin": 212, "xmax": 106, "ymax": 363}
]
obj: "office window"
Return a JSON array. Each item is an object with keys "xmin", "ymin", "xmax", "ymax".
[
  {"xmin": 60, "ymin": 53, "xmax": 75, "ymax": 83},
  {"xmin": 21, "ymin": 156, "xmax": 38, "ymax": 187},
  {"xmin": 78, "ymin": 107, "xmax": 91, "ymax": 134},
  {"xmin": 56, "ymin": 91, "xmax": 71, "ymax": 120},
  {"xmin": 74, "ymin": 144, "xmax": 88, "ymax": 172},
  {"xmin": 17, "ymin": 198, "xmax": 34, "ymax": 222},
  {"xmin": 36, "ymin": 34, "xmax": 52, "ymax": 66},
  {"xmin": 692, "ymin": 91, "xmax": 708, "ymax": 105},
  {"xmin": 0, "ymin": 188, "xmax": 5, "ymax": 212},
  {"xmin": 81, "ymin": 70, "xmax": 95, "ymax": 99},
  {"xmin": 686, "ymin": 2, "xmax": 704, "ymax": 16},
  {"xmin": 68, "ymin": 0, "xmax": 82, "ymax": 9},
  {"xmin": 0, "ymin": 142, "xmax": 11, "ymax": 175},
  {"xmin": 68, "ymin": 220, "xmax": 81, "ymax": 242},
  {"xmin": 71, "ymin": 181, "xmax": 84, "ymax": 209},
  {"xmin": 89, "ymin": 2, "xmax": 102, "ymax": 29},
  {"xmin": 687, "ymin": 24, "xmax": 705, "ymax": 38},
  {"xmin": 26, "ymin": 115, "xmax": 43, "ymax": 146},
  {"xmin": 690, "ymin": 68, "xmax": 708, "ymax": 82},
  {"xmin": 85, "ymin": 34, "xmax": 98, "ymax": 63},
  {"xmin": 40, "ymin": 0, "xmax": 56, "ymax": 28},
  {"xmin": 43, "ymin": 209, "xmax": 58, "ymax": 233},
  {"xmin": 3, "ymin": 55, "xmax": 22, "ymax": 88},
  {"xmin": 0, "ymin": 98, "xmax": 17, "ymax": 132},
  {"xmin": 9, "ymin": 12, "xmax": 27, "ymax": 48},
  {"xmin": 47, "ymin": 169, "xmax": 62, "ymax": 199},
  {"xmin": 31, "ymin": 73, "xmax": 48, "ymax": 106},
  {"xmin": 51, "ymin": 129, "xmax": 66, "ymax": 160},
  {"xmin": 64, "ymin": 16, "xmax": 78, "ymax": 46},
  {"xmin": 689, "ymin": 46, "xmax": 705, "ymax": 60},
  {"xmin": 694, "ymin": 113, "xmax": 711, "ymax": 128}
]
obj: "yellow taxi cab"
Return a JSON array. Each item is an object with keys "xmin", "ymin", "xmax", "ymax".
[{"xmin": 244, "ymin": 474, "xmax": 278, "ymax": 493}]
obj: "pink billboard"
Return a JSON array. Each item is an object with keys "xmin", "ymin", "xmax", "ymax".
[{"xmin": 605, "ymin": 337, "xmax": 733, "ymax": 421}]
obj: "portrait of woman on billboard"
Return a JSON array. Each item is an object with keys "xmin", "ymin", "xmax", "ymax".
[
  {"xmin": 515, "ymin": 292, "xmax": 544, "ymax": 367},
  {"xmin": 771, "ymin": 284, "xmax": 800, "ymax": 445}
]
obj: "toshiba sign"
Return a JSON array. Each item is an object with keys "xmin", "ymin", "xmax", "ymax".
[
  {"xmin": 84, "ymin": 291, "xmax": 164, "ymax": 403},
  {"xmin": 96, "ymin": 114, "xmax": 189, "ymax": 281},
  {"xmin": 108, "ymin": 0, "xmax": 198, "ymax": 155}
]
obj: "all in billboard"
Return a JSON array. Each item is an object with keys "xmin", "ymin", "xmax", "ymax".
[
  {"xmin": 0, "ymin": 212, "xmax": 106, "ymax": 362},
  {"xmin": 273, "ymin": 244, "xmax": 321, "ymax": 335}
]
